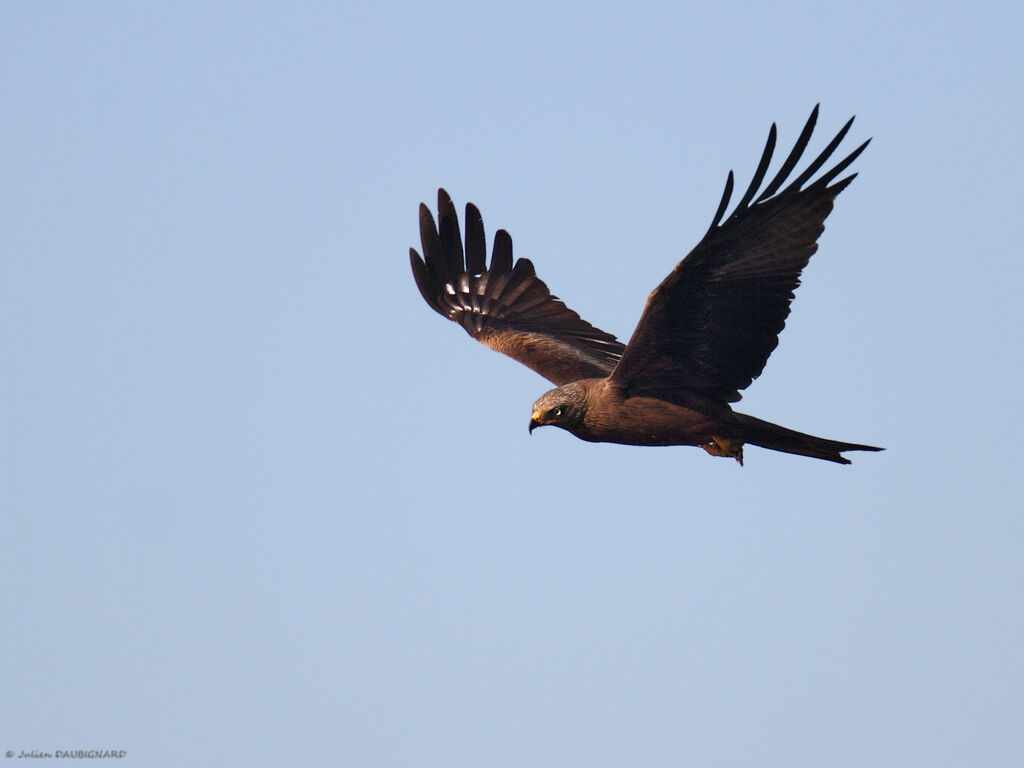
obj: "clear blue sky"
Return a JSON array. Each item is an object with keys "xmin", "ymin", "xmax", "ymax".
[{"xmin": 3, "ymin": 2, "xmax": 1022, "ymax": 766}]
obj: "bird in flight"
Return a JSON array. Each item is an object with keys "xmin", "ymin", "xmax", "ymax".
[{"xmin": 409, "ymin": 106, "xmax": 882, "ymax": 464}]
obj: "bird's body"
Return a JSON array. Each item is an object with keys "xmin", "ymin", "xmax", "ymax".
[
  {"xmin": 410, "ymin": 107, "xmax": 883, "ymax": 465},
  {"xmin": 531, "ymin": 379, "xmax": 726, "ymax": 446},
  {"xmin": 528, "ymin": 379, "xmax": 875, "ymax": 464},
  {"xmin": 578, "ymin": 390, "xmax": 725, "ymax": 449}
]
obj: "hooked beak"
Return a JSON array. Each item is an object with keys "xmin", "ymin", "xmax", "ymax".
[{"xmin": 529, "ymin": 410, "xmax": 543, "ymax": 434}]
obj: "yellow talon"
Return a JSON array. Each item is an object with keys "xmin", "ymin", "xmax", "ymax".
[{"xmin": 702, "ymin": 436, "xmax": 745, "ymax": 465}]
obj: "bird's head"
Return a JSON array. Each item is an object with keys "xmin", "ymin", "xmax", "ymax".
[{"xmin": 529, "ymin": 383, "xmax": 588, "ymax": 434}]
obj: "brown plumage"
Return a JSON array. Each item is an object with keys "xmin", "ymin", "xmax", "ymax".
[{"xmin": 409, "ymin": 106, "xmax": 882, "ymax": 464}]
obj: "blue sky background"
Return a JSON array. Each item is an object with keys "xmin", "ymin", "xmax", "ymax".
[{"xmin": 3, "ymin": 2, "xmax": 1022, "ymax": 766}]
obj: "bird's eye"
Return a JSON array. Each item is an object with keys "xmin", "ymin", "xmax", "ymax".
[{"xmin": 550, "ymin": 407, "xmax": 563, "ymax": 418}]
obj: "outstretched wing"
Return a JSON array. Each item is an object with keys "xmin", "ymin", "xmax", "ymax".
[
  {"xmin": 610, "ymin": 105, "xmax": 870, "ymax": 403},
  {"xmin": 411, "ymin": 189, "xmax": 626, "ymax": 385}
]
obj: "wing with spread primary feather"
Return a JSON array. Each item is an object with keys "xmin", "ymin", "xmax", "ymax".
[
  {"xmin": 610, "ymin": 105, "xmax": 870, "ymax": 403},
  {"xmin": 411, "ymin": 189, "xmax": 626, "ymax": 385}
]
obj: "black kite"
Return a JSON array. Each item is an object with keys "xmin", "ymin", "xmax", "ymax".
[{"xmin": 409, "ymin": 107, "xmax": 882, "ymax": 464}]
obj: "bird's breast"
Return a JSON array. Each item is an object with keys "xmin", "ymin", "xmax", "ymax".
[{"xmin": 575, "ymin": 395, "xmax": 733, "ymax": 447}]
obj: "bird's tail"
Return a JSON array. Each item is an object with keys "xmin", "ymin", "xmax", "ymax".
[{"xmin": 734, "ymin": 413, "xmax": 883, "ymax": 465}]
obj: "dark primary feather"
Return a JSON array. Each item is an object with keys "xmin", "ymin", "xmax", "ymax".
[
  {"xmin": 410, "ymin": 189, "xmax": 626, "ymax": 385},
  {"xmin": 610, "ymin": 105, "xmax": 870, "ymax": 402}
]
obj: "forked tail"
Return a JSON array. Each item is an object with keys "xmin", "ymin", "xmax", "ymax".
[{"xmin": 734, "ymin": 413, "xmax": 883, "ymax": 465}]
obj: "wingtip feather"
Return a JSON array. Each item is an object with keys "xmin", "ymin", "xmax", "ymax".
[
  {"xmin": 465, "ymin": 202, "xmax": 487, "ymax": 275},
  {"xmin": 491, "ymin": 229, "xmax": 513, "ymax": 274},
  {"xmin": 706, "ymin": 170, "xmax": 735, "ymax": 236},
  {"xmin": 410, "ymin": 247, "xmax": 443, "ymax": 313}
]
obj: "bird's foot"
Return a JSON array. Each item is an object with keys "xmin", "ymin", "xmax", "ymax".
[{"xmin": 702, "ymin": 436, "xmax": 744, "ymax": 466}]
